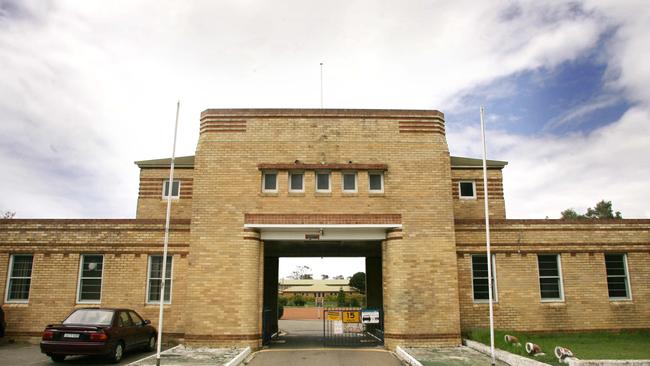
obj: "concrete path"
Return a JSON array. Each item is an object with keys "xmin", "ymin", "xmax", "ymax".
[
  {"xmin": 405, "ymin": 346, "xmax": 510, "ymax": 366},
  {"xmin": 272, "ymin": 319, "xmax": 324, "ymax": 348},
  {"xmin": 246, "ymin": 349, "xmax": 404, "ymax": 366}
]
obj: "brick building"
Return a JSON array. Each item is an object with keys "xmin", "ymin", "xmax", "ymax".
[{"xmin": 1, "ymin": 109, "xmax": 648, "ymax": 350}]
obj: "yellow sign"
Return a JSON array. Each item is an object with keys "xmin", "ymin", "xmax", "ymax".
[
  {"xmin": 327, "ymin": 311, "xmax": 341, "ymax": 321},
  {"xmin": 342, "ymin": 311, "xmax": 360, "ymax": 323}
]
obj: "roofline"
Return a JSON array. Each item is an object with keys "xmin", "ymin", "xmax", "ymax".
[{"xmin": 200, "ymin": 108, "xmax": 444, "ymax": 119}]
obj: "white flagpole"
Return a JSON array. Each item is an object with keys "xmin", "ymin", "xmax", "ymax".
[
  {"xmin": 320, "ymin": 62, "xmax": 324, "ymax": 108},
  {"xmin": 156, "ymin": 101, "xmax": 180, "ymax": 366},
  {"xmin": 480, "ymin": 106, "xmax": 496, "ymax": 366}
]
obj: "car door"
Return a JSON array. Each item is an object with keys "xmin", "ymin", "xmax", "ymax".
[
  {"xmin": 128, "ymin": 311, "xmax": 148, "ymax": 346},
  {"xmin": 118, "ymin": 311, "xmax": 136, "ymax": 350}
]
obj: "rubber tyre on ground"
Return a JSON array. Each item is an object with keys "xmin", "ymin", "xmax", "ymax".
[
  {"xmin": 51, "ymin": 354, "xmax": 66, "ymax": 362},
  {"xmin": 108, "ymin": 342, "xmax": 124, "ymax": 364},
  {"xmin": 144, "ymin": 335, "xmax": 156, "ymax": 352}
]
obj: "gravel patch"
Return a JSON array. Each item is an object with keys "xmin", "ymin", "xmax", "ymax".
[
  {"xmin": 405, "ymin": 346, "xmax": 510, "ymax": 366},
  {"xmin": 128, "ymin": 345, "xmax": 245, "ymax": 366}
]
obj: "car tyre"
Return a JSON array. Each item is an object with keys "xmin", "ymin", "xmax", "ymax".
[
  {"xmin": 144, "ymin": 335, "xmax": 156, "ymax": 352},
  {"xmin": 108, "ymin": 341, "xmax": 124, "ymax": 364},
  {"xmin": 51, "ymin": 354, "xmax": 66, "ymax": 362}
]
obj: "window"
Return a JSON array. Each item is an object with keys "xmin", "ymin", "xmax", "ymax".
[
  {"xmin": 262, "ymin": 171, "xmax": 277, "ymax": 192},
  {"xmin": 342, "ymin": 172, "xmax": 357, "ymax": 192},
  {"xmin": 289, "ymin": 172, "xmax": 304, "ymax": 192},
  {"xmin": 537, "ymin": 254, "xmax": 564, "ymax": 301},
  {"xmin": 471, "ymin": 254, "xmax": 497, "ymax": 302},
  {"xmin": 162, "ymin": 180, "xmax": 180, "ymax": 199},
  {"xmin": 118, "ymin": 311, "xmax": 134, "ymax": 327},
  {"xmin": 459, "ymin": 181, "xmax": 476, "ymax": 199},
  {"xmin": 316, "ymin": 171, "xmax": 330, "ymax": 192},
  {"xmin": 605, "ymin": 254, "xmax": 631, "ymax": 300},
  {"xmin": 368, "ymin": 172, "xmax": 384, "ymax": 192},
  {"xmin": 5, "ymin": 254, "xmax": 33, "ymax": 302},
  {"xmin": 77, "ymin": 254, "xmax": 103, "ymax": 303},
  {"xmin": 147, "ymin": 255, "xmax": 173, "ymax": 304},
  {"xmin": 129, "ymin": 311, "xmax": 144, "ymax": 325}
]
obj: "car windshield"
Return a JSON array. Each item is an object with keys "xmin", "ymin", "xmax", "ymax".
[{"xmin": 63, "ymin": 309, "xmax": 114, "ymax": 326}]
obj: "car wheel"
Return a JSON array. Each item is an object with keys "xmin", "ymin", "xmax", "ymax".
[
  {"xmin": 108, "ymin": 341, "xmax": 124, "ymax": 363},
  {"xmin": 51, "ymin": 354, "xmax": 66, "ymax": 362},
  {"xmin": 145, "ymin": 335, "xmax": 156, "ymax": 352}
]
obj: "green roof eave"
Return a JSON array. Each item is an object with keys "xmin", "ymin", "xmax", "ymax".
[
  {"xmin": 450, "ymin": 156, "xmax": 507, "ymax": 169},
  {"xmin": 134, "ymin": 155, "xmax": 195, "ymax": 168}
]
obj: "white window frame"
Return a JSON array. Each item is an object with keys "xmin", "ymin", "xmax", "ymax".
[
  {"xmin": 368, "ymin": 171, "xmax": 384, "ymax": 193},
  {"xmin": 537, "ymin": 254, "xmax": 564, "ymax": 302},
  {"xmin": 146, "ymin": 255, "xmax": 174, "ymax": 305},
  {"xmin": 458, "ymin": 181, "xmax": 476, "ymax": 199},
  {"xmin": 342, "ymin": 171, "xmax": 357, "ymax": 193},
  {"xmin": 76, "ymin": 254, "xmax": 104, "ymax": 304},
  {"xmin": 162, "ymin": 179, "xmax": 181, "ymax": 199},
  {"xmin": 4, "ymin": 254, "xmax": 34, "ymax": 303},
  {"xmin": 316, "ymin": 171, "xmax": 331, "ymax": 193},
  {"xmin": 289, "ymin": 171, "xmax": 304, "ymax": 193},
  {"xmin": 471, "ymin": 254, "xmax": 498, "ymax": 303},
  {"xmin": 262, "ymin": 171, "xmax": 278, "ymax": 193},
  {"xmin": 605, "ymin": 253, "xmax": 632, "ymax": 300}
]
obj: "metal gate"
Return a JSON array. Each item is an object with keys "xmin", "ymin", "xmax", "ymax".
[{"xmin": 323, "ymin": 307, "xmax": 383, "ymax": 347}]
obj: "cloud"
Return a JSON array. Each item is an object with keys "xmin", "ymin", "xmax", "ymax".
[
  {"xmin": 0, "ymin": 0, "xmax": 648, "ymax": 219},
  {"xmin": 544, "ymin": 94, "xmax": 621, "ymax": 130}
]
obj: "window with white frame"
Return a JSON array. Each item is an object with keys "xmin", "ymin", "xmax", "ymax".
[
  {"xmin": 537, "ymin": 254, "xmax": 564, "ymax": 301},
  {"xmin": 147, "ymin": 255, "xmax": 173, "ymax": 304},
  {"xmin": 471, "ymin": 254, "xmax": 497, "ymax": 302},
  {"xmin": 368, "ymin": 171, "xmax": 384, "ymax": 192},
  {"xmin": 342, "ymin": 172, "xmax": 357, "ymax": 192},
  {"xmin": 459, "ymin": 181, "xmax": 476, "ymax": 199},
  {"xmin": 605, "ymin": 253, "xmax": 631, "ymax": 300},
  {"xmin": 162, "ymin": 180, "xmax": 180, "ymax": 199},
  {"xmin": 77, "ymin": 254, "xmax": 103, "ymax": 303},
  {"xmin": 289, "ymin": 172, "xmax": 304, "ymax": 192},
  {"xmin": 5, "ymin": 254, "xmax": 34, "ymax": 302},
  {"xmin": 316, "ymin": 171, "xmax": 330, "ymax": 192},
  {"xmin": 262, "ymin": 171, "xmax": 278, "ymax": 192}
]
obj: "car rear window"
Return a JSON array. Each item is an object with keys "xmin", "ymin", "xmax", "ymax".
[{"xmin": 63, "ymin": 309, "xmax": 114, "ymax": 326}]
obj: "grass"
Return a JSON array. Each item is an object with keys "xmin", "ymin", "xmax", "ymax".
[{"xmin": 465, "ymin": 328, "xmax": 650, "ymax": 365}]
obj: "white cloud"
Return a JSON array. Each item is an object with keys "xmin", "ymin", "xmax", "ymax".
[{"xmin": 0, "ymin": 0, "xmax": 648, "ymax": 219}]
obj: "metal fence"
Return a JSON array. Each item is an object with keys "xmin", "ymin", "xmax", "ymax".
[{"xmin": 322, "ymin": 307, "xmax": 384, "ymax": 347}]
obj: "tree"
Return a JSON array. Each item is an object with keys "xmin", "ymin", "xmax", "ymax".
[
  {"xmin": 349, "ymin": 272, "xmax": 366, "ymax": 294},
  {"xmin": 333, "ymin": 275, "xmax": 344, "ymax": 280},
  {"xmin": 561, "ymin": 200, "xmax": 622, "ymax": 219},
  {"xmin": 321, "ymin": 274, "xmax": 329, "ymax": 280},
  {"xmin": 336, "ymin": 288, "xmax": 346, "ymax": 306},
  {"xmin": 1, "ymin": 211, "xmax": 15, "ymax": 219},
  {"xmin": 290, "ymin": 265, "xmax": 313, "ymax": 279}
]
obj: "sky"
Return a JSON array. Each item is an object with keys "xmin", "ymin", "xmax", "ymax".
[{"xmin": 1, "ymin": 1, "xmax": 649, "ymax": 276}]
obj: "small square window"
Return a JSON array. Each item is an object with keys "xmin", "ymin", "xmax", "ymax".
[
  {"xmin": 368, "ymin": 172, "xmax": 383, "ymax": 192},
  {"xmin": 162, "ymin": 180, "xmax": 180, "ymax": 199},
  {"xmin": 342, "ymin": 172, "xmax": 357, "ymax": 192},
  {"xmin": 459, "ymin": 181, "xmax": 476, "ymax": 199},
  {"xmin": 316, "ymin": 172, "xmax": 330, "ymax": 192},
  {"xmin": 290, "ymin": 172, "xmax": 304, "ymax": 192},
  {"xmin": 263, "ymin": 172, "xmax": 278, "ymax": 192}
]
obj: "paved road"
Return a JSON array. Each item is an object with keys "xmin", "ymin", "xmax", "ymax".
[
  {"xmin": 247, "ymin": 349, "xmax": 404, "ymax": 366},
  {"xmin": 0, "ymin": 341, "xmax": 171, "ymax": 366}
]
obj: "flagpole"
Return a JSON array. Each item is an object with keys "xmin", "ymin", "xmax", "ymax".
[
  {"xmin": 320, "ymin": 62, "xmax": 324, "ymax": 108},
  {"xmin": 480, "ymin": 106, "xmax": 496, "ymax": 366},
  {"xmin": 156, "ymin": 101, "xmax": 180, "ymax": 366}
]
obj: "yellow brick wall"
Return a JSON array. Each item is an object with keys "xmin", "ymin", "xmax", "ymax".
[
  {"xmin": 451, "ymin": 168, "xmax": 506, "ymax": 219},
  {"xmin": 456, "ymin": 219, "xmax": 650, "ymax": 332},
  {"xmin": 0, "ymin": 220, "xmax": 189, "ymax": 342},
  {"xmin": 136, "ymin": 168, "xmax": 194, "ymax": 219}
]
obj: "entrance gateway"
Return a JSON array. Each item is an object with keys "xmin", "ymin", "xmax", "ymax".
[{"xmin": 254, "ymin": 222, "xmax": 396, "ymax": 347}]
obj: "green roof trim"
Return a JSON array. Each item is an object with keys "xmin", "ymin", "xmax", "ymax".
[
  {"xmin": 134, "ymin": 155, "xmax": 195, "ymax": 168},
  {"xmin": 135, "ymin": 155, "xmax": 507, "ymax": 169},
  {"xmin": 450, "ymin": 156, "xmax": 507, "ymax": 168}
]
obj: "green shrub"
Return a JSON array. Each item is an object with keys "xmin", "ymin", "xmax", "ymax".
[
  {"xmin": 293, "ymin": 294, "xmax": 306, "ymax": 306},
  {"xmin": 278, "ymin": 296, "xmax": 289, "ymax": 306},
  {"xmin": 349, "ymin": 297, "xmax": 360, "ymax": 307}
]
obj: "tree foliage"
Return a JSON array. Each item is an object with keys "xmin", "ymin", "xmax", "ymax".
[
  {"xmin": 336, "ymin": 288, "xmax": 346, "ymax": 306},
  {"xmin": 349, "ymin": 272, "xmax": 366, "ymax": 294},
  {"xmin": 561, "ymin": 200, "xmax": 622, "ymax": 219},
  {"xmin": 1, "ymin": 211, "xmax": 15, "ymax": 219},
  {"xmin": 290, "ymin": 265, "xmax": 313, "ymax": 279}
]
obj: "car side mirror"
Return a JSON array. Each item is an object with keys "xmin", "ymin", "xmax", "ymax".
[{"xmin": 144, "ymin": 319, "xmax": 151, "ymax": 325}]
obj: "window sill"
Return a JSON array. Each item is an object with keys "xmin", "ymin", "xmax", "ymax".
[
  {"xmin": 609, "ymin": 298, "xmax": 633, "ymax": 304},
  {"xmin": 459, "ymin": 197, "xmax": 477, "ymax": 200},
  {"xmin": 472, "ymin": 301, "xmax": 499, "ymax": 305},
  {"xmin": 3, "ymin": 301, "xmax": 29, "ymax": 306},
  {"xmin": 145, "ymin": 303, "xmax": 172, "ymax": 306},
  {"xmin": 540, "ymin": 300, "xmax": 565, "ymax": 305}
]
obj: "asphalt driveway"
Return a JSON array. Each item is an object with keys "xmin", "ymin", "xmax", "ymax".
[{"xmin": 0, "ymin": 341, "xmax": 172, "ymax": 366}]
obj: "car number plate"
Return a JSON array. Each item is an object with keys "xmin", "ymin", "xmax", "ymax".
[{"xmin": 64, "ymin": 333, "xmax": 80, "ymax": 339}]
